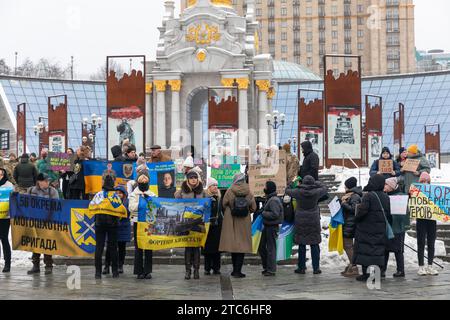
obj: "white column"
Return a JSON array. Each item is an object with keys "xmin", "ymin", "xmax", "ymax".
[
  {"xmin": 169, "ymin": 79, "xmax": 181, "ymax": 149},
  {"xmin": 236, "ymin": 78, "xmax": 249, "ymax": 148},
  {"xmin": 154, "ymin": 80, "xmax": 167, "ymax": 149},
  {"xmin": 256, "ymin": 80, "xmax": 270, "ymax": 147}
]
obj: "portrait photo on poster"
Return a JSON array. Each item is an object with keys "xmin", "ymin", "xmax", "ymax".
[{"xmin": 157, "ymin": 171, "xmax": 176, "ymax": 199}]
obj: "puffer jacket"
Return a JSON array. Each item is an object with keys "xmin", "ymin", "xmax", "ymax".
[
  {"xmin": 14, "ymin": 158, "xmax": 38, "ymax": 188},
  {"xmin": 341, "ymin": 187, "xmax": 363, "ymax": 239},
  {"xmin": 174, "ymin": 181, "xmax": 206, "ymax": 199},
  {"xmin": 402, "ymin": 152, "xmax": 431, "ymax": 193},
  {"xmin": 261, "ymin": 193, "xmax": 284, "ymax": 226}
]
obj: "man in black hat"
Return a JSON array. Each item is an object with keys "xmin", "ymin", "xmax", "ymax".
[
  {"xmin": 27, "ymin": 173, "xmax": 60, "ymax": 275},
  {"xmin": 149, "ymin": 145, "xmax": 171, "ymax": 163}
]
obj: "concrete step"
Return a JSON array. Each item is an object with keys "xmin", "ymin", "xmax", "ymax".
[{"xmin": 436, "ymin": 255, "xmax": 450, "ymax": 263}]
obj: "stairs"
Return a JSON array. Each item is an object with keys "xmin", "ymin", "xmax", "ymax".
[
  {"xmin": 53, "ymin": 174, "xmax": 344, "ymax": 267},
  {"xmin": 407, "ymin": 224, "xmax": 450, "ymax": 262},
  {"xmin": 53, "ymin": 248, "xmax": 300, "ymax": 266}
]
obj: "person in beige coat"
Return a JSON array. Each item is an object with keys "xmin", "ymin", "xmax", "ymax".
[
  {"xmin": 283, "ymin": 144, "xmax": 300, "ymax": 185},
  {"xmin": 219, "ymin": 173, "xmax": 256, "ymax": 278}
]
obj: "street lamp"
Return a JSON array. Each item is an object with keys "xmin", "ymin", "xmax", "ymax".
[
  {"xmin": 82, "ymin": 113, "xmax": 102, "ymax": 158},
  {"xmin": 266, "ymin": 110, "xmax": 286, "ymax": 147}
]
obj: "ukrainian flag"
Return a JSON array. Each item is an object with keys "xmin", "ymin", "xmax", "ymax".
[
  {"xmin": 252, "ymin": 215, "xmax": 264, "ymax": 254},
  {"xmin": 84, "ymin": 161, "xmax": 136, "ymax": 194},
  {"xmin": 328, "ymin": 208, "xmax": 345, "ymax": 255}
]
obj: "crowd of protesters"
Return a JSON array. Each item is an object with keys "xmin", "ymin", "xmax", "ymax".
[{"xmin": 0, "ymin": 140, "xmax": 440, "ymax": 283}]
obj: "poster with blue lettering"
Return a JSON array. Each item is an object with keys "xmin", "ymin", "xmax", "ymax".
[{"xmin": 409, "ymin": 183, "xmax": 450, "ymax": 223}]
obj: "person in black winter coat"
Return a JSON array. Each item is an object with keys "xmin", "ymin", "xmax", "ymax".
[
  {"xmin": 354, "ymin": 174, "xmax": 392, "ymax": 282},
  {"xmin": 340, "ymin": 177, "xmax": 362, "ymax": 277},
  {"xmin": 369, "ymin": 147, "xmax": 401, "ymax": 179},
  {"xmin": 285, "ymin": 175, "xmax": 328, "ymax": 274},
  {"xmin": 259, "ymin": 181, "xmax": 284, "ymax": 276},
  {"xmin": 91, "ymin": 174, "xmax": 120, "ymax": 279},
  {"xmin": 111, "ymin": 145, "xmax": 125, "ymax": 162},
  {"xmin": 68, "ymin": 146, "xmax": 90, "ymax": 200},
  {"xmin": 203, "ymin": 178, "xmax": 223, "ymax": 275},
  {"xmin": 299, "ymin": 141, "xmax": 320, "ymax": 181}
]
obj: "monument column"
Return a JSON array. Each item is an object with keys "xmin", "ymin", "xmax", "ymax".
[
  {"xmin": 236, "ymin": 78, "xmax": 249, "ymax": 147},
  {"xmin": 256, "ymin": 80, "xmax": 270, "ymax": 146},
  {"xmin": 154, "ymin": 80, "xmax": 167, "ymax": 148},
  {"xmin": 168, "ymin": 79, "xmax": 182, "ymax": 148}
]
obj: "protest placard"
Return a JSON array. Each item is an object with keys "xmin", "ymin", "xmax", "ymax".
[
  {"xmin": 379, "ymin": 160, "xmax": 394, "ymax": 174},
  {"xmin": 408, "ymin": 183, "xmax": 450, "ymax": 222},
  {"xmin": 390, "ymin": 195, "xmax": 409, "ymax": 215},
  {"xmin": 211, "ymin": 164, "xmax": 241, "ymax": 189},
  {"xmin": 248, "ymin": 151, "xmax": 287, "ymax": 197},
  {"xmin": 48, "ymin": 152, "xmax": 74, "ymax": 172},
  {"xmin": 403, "ymin": 159, "xmax": 420, "ymax": 172}
]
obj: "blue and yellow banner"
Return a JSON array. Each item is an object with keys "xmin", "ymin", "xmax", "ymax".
[
  {"xmin": 88, "ymin": 191, "xmax": 128, "ymax": 219},
  {"xmin": 83, "ymin": 160, "xmax": 176, "ymax": 195},
  {"xmin": 136, "ymin": 197, "xmax": 211, "ymax": 251},
  {"xmin": 9, "ymin": 193, "xmax": 95, "ymax": 257},
  {"xmin": 409, "ymin": 183, "xmax": 450, "ymax": 223},
  {"xmin": 0, "ymin": 186, "xmax": 13, "ymax": 219},
  {"xmin": 251, "ymin": 215, "xmax": 264, "ymax": 254}
]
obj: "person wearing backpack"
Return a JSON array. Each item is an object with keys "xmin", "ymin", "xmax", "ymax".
[
  {"xmin": 340, "ymin": 177, "xmax": 362, "ymax": 277},
  {"xmin": 175, "ymin": 169, "xmax": 206, "ymax": 280},
  {"xmin": 259, "ymin": 181, "xmax": 283, "ymax": 276},
  {"xmin": 353, "ymin": 174, "xmax": 392, "ymax": 282},
  {"xmin": 219, "ymin": 173, "xmax": 256, "ymax": 278}
]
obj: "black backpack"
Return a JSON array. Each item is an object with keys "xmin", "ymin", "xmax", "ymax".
[
  {"xmin": 283, "ymin": 200, "xmax": 295, "ymax": 224},
  {"xmin": 232, "ymin": 196, "xmax": 249, "ymax": 217}
]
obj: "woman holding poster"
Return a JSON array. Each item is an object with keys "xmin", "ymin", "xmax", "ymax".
[
  {"xmin": 383, "ymin": 178, "xmax": 410, "ymax": 278},
  {"xmin": 401, "ymin": 145, "xmax": 431, "ymax": 193},
  {"xmin": 0, "ymin": 168, "xmax": 14, "ymax": 273},
  {"xmin": 416, "ymin": 172, "xmax": 439, "ymax": 276},
  {"xmin": 369, "ymin": 147, "xmax": 401, "ymax": 180}
]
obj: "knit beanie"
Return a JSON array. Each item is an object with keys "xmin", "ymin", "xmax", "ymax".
[
  {"xmin": 385, "ymin": 177, "xmax": 398, "ymax": 191},
  {"xmin": 407, "ymin": 144, "xmax": 419, "ymax": 155},
  {"xmin": 345, "ymin": 177, "xmax": 358, "ymax": 190},
  {"xmin": 207, "ymin": 177, "xmax": 219, "ymax": 189}
]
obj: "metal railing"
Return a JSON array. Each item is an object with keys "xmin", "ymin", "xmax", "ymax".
[{"xmin": 342, "ymin": 153, "xmax": 362, "ymax": 186}]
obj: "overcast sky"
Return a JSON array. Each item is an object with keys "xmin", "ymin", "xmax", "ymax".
[{"xmin": 0, "ymin": 0, "xmax": 449, "ymax": 78}]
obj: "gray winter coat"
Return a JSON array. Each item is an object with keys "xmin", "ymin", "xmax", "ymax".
[
  {"xmin": 27, "ymin": 185, "xmax": 60, "ymax": 199},
  {"xmin": 261, "ymin": 193, "xmax": 284, "ymax": 226},
  {"xmin": 402, "ymin": 152, "xmax": 431, "ymax": 192}
]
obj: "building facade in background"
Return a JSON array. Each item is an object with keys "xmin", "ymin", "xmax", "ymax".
[{"xmin": 182, "ymin": 0, "xmax": 416, "ymax": 77}]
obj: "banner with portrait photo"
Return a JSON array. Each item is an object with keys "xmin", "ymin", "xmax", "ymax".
[
  {"xmin": 408, "ymin": 183, "xmax": 450, "ymax": 223},
  {"xmin": 327, "ymin": 106, "xmax": 361, "ymax": 159},
  {"xmin": 136, "ymin": 197, "xmax": 212, "ymax": 251},
  {"xmin": 299, "ymin": 128, "xmax": 324, "ymax": 167}
]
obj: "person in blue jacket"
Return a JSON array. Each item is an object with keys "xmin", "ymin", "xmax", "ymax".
[
  {"xmin": 102, "ymin": 185, "xmax": 131, "ymax": 275},
  {"xmin": 369, "ymin": 147, "xmax": 400, "ymax": 179}
]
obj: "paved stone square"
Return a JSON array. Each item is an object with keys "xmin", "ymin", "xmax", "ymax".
[{"xmin": 0, "ymin": 264, "xmax": 449, "ymax": 300}]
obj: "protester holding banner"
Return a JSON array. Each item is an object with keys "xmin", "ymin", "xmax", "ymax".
[
  {"xmin": 103, "ymin": 186, "xmax": 131, "ymax": 275},
  {"xmin": 0, "ymin": 168, "xmax": 14, "ymax": 273},
  {"xmin": 60, "ymin": 148, "xmax": 75, "ymax": 199},
  {"xmin": 383, "ymin": 177, "xmax": 409, "ymax": 278},
  {"xmin": 259, "ymin": 181, "xmax": 283, "ymax": 277},
  {"xmin": 175, "ymin": 170, "xmax": 206, "ymax": 280},
  {"xmin": 340, "ymin": 177, "xmax": 362, "ymax": 278},
  {"xmin": 36, "ymin": 149, "xmax": 59, "ymax": 187},
  {"xmin": 129, "ymin": 174, "xmax": 155, "ymax": 280},
  {"xmin": 369, "ymin": 147, "xmax": 401, "ymax": 179},
  {"xmin": 13, "ymin": 154, "xmax": 38, "ymax": 194},
  {"xmin": 68, "ymin": 146, "xmax": 91, "ymax": 200},
  {"xmin": 26, "ymin": 173, "xmax": 60, "ymax": 275},
  {"xmin": 203, "ymin": 178, "xmax": 223, "ymax": 276},
  {"xmin": 219, "ymin": 173, "xmax": 256, "ymax": 278},
  {"xmin": 401, "ymin": 144, "xmax": 431, "ymax": 193},
  {"xmin": 299, "ymin": 141, "xmax": 319, "ymax": 181},
  {"xmin": 353, "ymin": 174, "xmax": 391, "ymax": 282},
  {"xmin": 415, "ymin": 172, "xmax": 439, "ymax": 276},
  {"xmin": 285, "ymin": 175, "xmax": 328, "ymax": 275}
]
